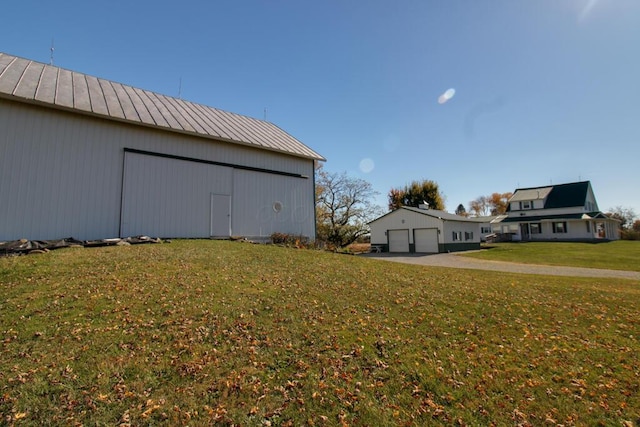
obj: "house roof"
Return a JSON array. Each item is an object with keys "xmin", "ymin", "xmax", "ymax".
[
  {"xmin": 466, "ymin": 215, "xmax": 508, "ymax": 223},
  {"xmin": 0, "ymin": 52, "xmax": 325, "ymax": 161},
  {"xmin": 370, "ymin": 207, "xmax": 479, "ymax": 224},
  {"xmin": 509, "ymin": 186, "xmax": 553, "ymax": 202},
  {"xmin": 507, "ymin": 181, "xmax": 591, "ymax": 211}
]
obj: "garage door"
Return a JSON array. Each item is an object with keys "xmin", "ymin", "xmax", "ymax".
[
  {"xmin": 388, "ymin": 229, "xmax": 410, "ymax": 253},
  {"xmin": 414, "ymin": 228, "xmax": 439, "ymax": 253}
]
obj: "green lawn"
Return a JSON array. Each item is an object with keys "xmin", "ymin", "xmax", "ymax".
[
  {"xmin": 462, "ymin": 241, "xmax": 640, "ymax": 271},
  {"xmin": 1, "ymin": 240, "xmax": 639, "ymax": 426}
]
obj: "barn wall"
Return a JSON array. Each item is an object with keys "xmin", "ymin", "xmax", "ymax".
[
  {"xmin": 0, "ymin": 100, "xmax": 315, "ymax": 241},
  {"xmin": 232, "ymin": 169, "xmax": 315, "ymax": 239}
]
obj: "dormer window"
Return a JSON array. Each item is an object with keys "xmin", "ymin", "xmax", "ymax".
[{"xmin": 520, "ymin": 201, "xmax": 532, "ymax": 210}]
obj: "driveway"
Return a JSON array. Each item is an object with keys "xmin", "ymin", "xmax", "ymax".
[{"xmin": 360, "ymin": 252, "xmax": 640, "ymax": 280}]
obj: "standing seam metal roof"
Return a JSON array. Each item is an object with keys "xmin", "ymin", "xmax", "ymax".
[{"xmin": 0, "ymin": 52, "xmax": 325, "ymax": 161}]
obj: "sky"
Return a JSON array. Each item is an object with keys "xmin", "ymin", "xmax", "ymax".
[{"xmin": 2, "ymin": 0, "xmax": 639, "ymax": 215}]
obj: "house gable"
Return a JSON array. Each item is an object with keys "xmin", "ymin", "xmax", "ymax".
[{"xmin": 507, "ymin": 181, "xmax": 597, "ymax": 212}]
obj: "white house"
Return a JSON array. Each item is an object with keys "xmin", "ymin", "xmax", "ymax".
[
  {"xmin": 0, "ymin": 52, "xmax": 324, "ymax": 241},
  {"xmin": 493, "ymin": 181, "xmax": 619, "ymax": 241},
  {"xmin": 369, "ymin": 206, "xmax": 481, "ymax": 253}
]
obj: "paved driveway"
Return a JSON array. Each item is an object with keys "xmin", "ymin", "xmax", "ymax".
[{"xmin": 360, "ymin": 252, "xmax": 640, "ymax": 280}]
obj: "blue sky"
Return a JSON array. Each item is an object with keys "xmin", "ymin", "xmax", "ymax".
[{"xmin": 2, "ymin": 0, "xmax": 639, "ymax": 214}]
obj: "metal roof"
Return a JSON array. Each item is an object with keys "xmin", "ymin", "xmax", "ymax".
[
  {"xmin": 401, "ymin": 207, "xmax": 480, "ymax": 222},
  {"xmin": 369, "ymin": 206, "xmax": 480, "ymax": 224},
  {"xmin": 509, "ymin": 186, "xmax": 552, "ymax": 202},
  {"xmin": 0, "ymin": 52, "xmax": 325, "ymax": 161},
  {"xmin": 507, "ymin": 181, "xmax": 592, "ymax": 210}
]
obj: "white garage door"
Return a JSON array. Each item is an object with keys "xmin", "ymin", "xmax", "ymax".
[
  {"xmin": 414, "ymin": 228, "xmax": 439, "ymax": 253},
  {"xmin": 388, "ymin": 229, "xmax": 410, "ymax": 253}
]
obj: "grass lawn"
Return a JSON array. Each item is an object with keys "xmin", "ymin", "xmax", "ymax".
[
  {"xmin": 1, "ymin": 240, "xmax": 639, "ymax": 426},
  {"xmin": 462, "ymin": 241, "xmax": 640, "ymax": 272}
]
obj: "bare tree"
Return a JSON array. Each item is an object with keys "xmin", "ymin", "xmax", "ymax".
[
  {"xmin": 469, "ymin": 192, "xmax": 512, "ymax": 216},
  {"xmin": 469, "ymin": 196, "xmax": 489, "ymax": 216},
  {"xmin": 316, "ymin": 166, "xmax": 382, "ymax": 248},
  {"xmin": 607, "ymin": 206, "xmax": 637, "ymax": 230}
]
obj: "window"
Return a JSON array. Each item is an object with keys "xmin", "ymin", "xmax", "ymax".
[
  {"xmin": 464, "ymin": 231, "xmax": 474, "ymax": 241},
  {"xmin": 552, "ymin": 222, "xmax": 567, "ymax": 233},
  {"xmin": 530, "ymin": 223, "xmax": 541, "ymax": 234},
  {"xmin": 481, "ymin": 226, "xmax": 491, "ymax": 234},
  {"xmin": 586, "ymin": 221, "xmax": 591, "ymax": 233},
  {"xmin": 452, "ymin": 231, "xmax": 462, "ymax": 241},
  {"xmin": 520, "ymin": 200, "xmax": 532, "ymax": 210}
]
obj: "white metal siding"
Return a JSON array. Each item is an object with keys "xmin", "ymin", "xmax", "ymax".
[
  {"xmin": 414, "ymin": 228, "xmax": 439, "ymax": 253},
  {"xmin": 0, "ymin": 100, "xmax": 316, "ymax": 241},
  {"xmin": 442, "ymin": 221, "xmax": 480, "ymax": 244},
  {"xmin": 120, "ymin": 152, "xmax": 233, "ymax": 238},
  {"xmin": 231, "ymin": 169, "xmax": 315, "ymax": 239},
  {"xmin": 388, "ymin": 229, "xmax": 410, "ymax": 252},
  {"xmin": 0, "ymin": 102, "xmax": 123, "ymax": 240}
]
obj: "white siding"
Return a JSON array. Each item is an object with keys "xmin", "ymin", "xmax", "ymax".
[
  {"xmin": 513, "ymin": 219, "xmax": 607, "ymax": 241},
  {"xmin": 120, "ymin": 152, "xmax": 233, "ymax": 238},
  {"xmin": 0, "ymin": 100, "xmax": 315, "ymax": 241},
  {"xmin": 442, "ymin": 221, "xmax": 480, "ymax": 244},
  {"xmin": 231, "ymin": 168, "xmax": 315, "ymax": 239}
]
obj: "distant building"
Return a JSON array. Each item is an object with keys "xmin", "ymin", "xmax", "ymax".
[
  {"xmin": 0, "ymin": 52, "xmax": 324, "ymax": 241},
  {"xmin": 369, "ymin": 205, "xmax": 481, "ymax": 253},
  {"xmin": 493, "ymin": 181, "xmax": 619, "ymax": 241}
]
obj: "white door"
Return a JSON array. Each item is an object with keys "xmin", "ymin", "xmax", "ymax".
[
  {"xmin": 388, "ymin": 229, "xmax": 410, "ymax": 253},
  {"xmin": 210, "ymin": 193, "xmax": 231, "ymax": 237},
  {"xmin": 414, "ymin": 228, "xmax": 439, "ymax": 253}
]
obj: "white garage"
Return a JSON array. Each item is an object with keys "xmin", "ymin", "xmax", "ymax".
[
  {"xmin": 0, "ymin": 52, "xmax": 324, "ymax": 241},
  {"xmin": 369, "ymin": 206, "xmax": 481, "ymax": 253}
]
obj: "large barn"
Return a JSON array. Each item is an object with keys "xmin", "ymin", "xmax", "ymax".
[{"xmin": 0, "ymin": 52, "xmax": 324, "ymax": 242}]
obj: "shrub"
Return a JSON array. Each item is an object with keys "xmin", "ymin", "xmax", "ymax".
[
  {"xmin": 270, "ymin": 232, "xmax": 310, "ymax": 248},
  {"xmin": 621, "ymin": 229, "xmax": 640, "ymax": 240}
]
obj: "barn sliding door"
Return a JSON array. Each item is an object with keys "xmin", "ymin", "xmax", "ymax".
[{"xmin": 120, "ymin": 151, "xmax": 232, "ymax": 238}]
